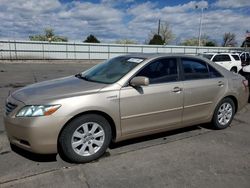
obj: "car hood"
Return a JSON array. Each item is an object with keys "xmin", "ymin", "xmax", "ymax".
[{"xmin": 11, "ymin": 76, "xmax": 107, "ymax": 104}]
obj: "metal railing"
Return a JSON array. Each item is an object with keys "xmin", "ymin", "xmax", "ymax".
[{"xmin": 0, "ymin": 40, "xmax": 246, "ymax": 60}]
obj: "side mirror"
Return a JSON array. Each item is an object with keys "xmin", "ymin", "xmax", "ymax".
[{"xmin": 130, "ymin": 76, "xmax": 149, "ymax": 87}]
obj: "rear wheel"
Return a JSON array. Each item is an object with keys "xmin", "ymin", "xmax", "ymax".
[
  {"xmin": 212, "ymin": 98, "xmax": 235, "ymax": 129},
  {"xmin": 58, "ymin": 114, "xmax": 112, "ymax": 163}
]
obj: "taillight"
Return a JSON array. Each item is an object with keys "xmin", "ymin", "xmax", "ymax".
[{"xmin": 242, "ymin": 80, "xmax": 249, "ymax": 90}]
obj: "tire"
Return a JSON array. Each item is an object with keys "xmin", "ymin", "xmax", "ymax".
[
  {"xmin": 58, "ymin": 114, "xmax": 112, "ymax": 163},
  {"xmin": 230, "ymin": 67, "xmax": 237, "ymax": 73},
  {"xmin": 212, "ymin": 98, "xmax": 235, "ymax": 130}
]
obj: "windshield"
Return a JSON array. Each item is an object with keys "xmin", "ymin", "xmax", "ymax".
[
  {"xmin": 81, "ymin": 56, "xmax": 144, "ymax": 84},
  {"xmin": 202, "ymin": 54, "xmax": 213, "ymax": 60}
]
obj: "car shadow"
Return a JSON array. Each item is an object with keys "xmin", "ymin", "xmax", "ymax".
[
  {"xmin": 10, "ymin": 123, "xmax": 213, "ymax": 163},
  {"xmin": 109, "ymin": 123, "xmax": 212, "ymax": 149},
  {"xmin": 10, "ymin": 144, "xmax": 57, "ymax": 162}
]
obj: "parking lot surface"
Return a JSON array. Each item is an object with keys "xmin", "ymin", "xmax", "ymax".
[{"xmin": 0, "ymin": 61, "xmax": 250, "ymax": 188}]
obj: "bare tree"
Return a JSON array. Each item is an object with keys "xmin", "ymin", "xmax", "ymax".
[
  {"xmin": 222, "ymin": 32, "xmax": 237, "ymax": 47},
  {"xmin": 115, "ymin": 39, "xmax": 137, "ymax": 44},
  {"xmin": 159, "ymin": 22, "xmax": 174, "ymax": 44},
  {"xmin": 147, "ymin": 22, "xmax": 174, "ymax": 45},
  {"xmin": 29, "ymin": 28, "xmax": 68, "ymax": 42}
]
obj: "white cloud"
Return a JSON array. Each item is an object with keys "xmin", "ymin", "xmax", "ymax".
[
  {"xmin": 126, "ymin": 0, "xmax": 249, "ymax": 44},
  {"xmin": 214, "ymin": 0, "xmax": 250, "ymax": 8},
  {"xmin": 162, "ymin": 1, "xmax": 208, "ymax": 13},
  {"xmin": 0, "ymin": 0, "xmax": 248, "ymax": 45},
  {"xmin": 0, "ymin": 0, "xmax": 128, "ymax": 41}
]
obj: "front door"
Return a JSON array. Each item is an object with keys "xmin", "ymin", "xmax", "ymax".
[{"xmin": 119, "ymin": 58, "xmax": 183, "ymax": 136}]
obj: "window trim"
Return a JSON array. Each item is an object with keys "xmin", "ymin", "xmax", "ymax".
[
  {"xmin": 179, "ymin": 57, "xmax": 223, "ymax": 81},
  {"xmin": 207, "ymin": 64, "xmax": 223, "ymax": 78},
  {"xmin": 123, "ymin": 57, "xmax": 181, "ymax": 87},
  {"xmin": 231, "ymin": 54, "xmax": 240, "ymax": 61}
]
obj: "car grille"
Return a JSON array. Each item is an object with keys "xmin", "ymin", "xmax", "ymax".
[{"xmin": 5, "ymin": 102, "xmax": 17, "ymax": 115}]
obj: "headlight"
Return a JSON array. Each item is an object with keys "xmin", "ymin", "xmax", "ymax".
[{"xmin": 16, "ymin": 104, "xmax": 61, "ymax": 117}]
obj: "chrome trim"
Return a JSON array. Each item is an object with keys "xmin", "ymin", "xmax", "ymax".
[
  {"xmin": 121, "ymin": 107, "xmax": 183, "ymax": 120},
  {"xmin": 184, "ymin": 101, "xmax": 213, "ymax": 109}
]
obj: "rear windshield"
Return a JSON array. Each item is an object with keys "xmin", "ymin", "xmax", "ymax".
[{"xmin": 213, "ymin": 54, "xmax": 231, "ymax": 62}]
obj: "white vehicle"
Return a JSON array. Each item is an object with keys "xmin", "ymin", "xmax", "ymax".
[{"xmin": 201, "ymin": 53, "xmax": 242, "ymax": 73}]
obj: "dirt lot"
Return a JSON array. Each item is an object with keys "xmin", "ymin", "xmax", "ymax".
[{"xmin": 0, "ymin": 61, "xmax": 250, "ymax": 188}]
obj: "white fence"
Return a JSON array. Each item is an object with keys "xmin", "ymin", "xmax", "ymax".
[{"xmin": 0, "ymin": 40, "xmax": 245, "ymax": 60}]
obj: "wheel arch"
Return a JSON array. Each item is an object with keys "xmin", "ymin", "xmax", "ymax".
[
  {"xmin": 224, "ymin": 95, "xmax": 238, "ymax": 113},
  {"xmin": 230, "ymin": 66, "xmax": 238, "ymax": 72},
  {"xmin": 57, "ymin": 110, "xmax": 117, "ymax": 146}
]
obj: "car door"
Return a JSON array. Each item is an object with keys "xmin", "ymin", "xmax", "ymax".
[
  {"xmin": 119, "ymin": 58, "xmax": 184, "ymax": 136},
  {"xmin": 181, "ymin": 58, "xmax": 226, "ymax": 125}
]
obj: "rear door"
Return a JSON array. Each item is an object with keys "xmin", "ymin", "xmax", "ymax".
[{"xmin": 181, "ymin": 58, "xmax": 227, "ymax": 125}]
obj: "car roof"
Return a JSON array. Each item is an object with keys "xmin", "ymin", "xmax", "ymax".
[
  {"xmin": 202, "ymin": 52, "xmax": 240, "ymax": 56},
  {"xmin": 123, "ymin": 53, "xmax": 201, "ymax": 60}
]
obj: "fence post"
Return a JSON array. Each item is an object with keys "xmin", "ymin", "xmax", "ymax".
[
  {"xmin": 8, "ymin": 40, "xmax": 12, "ymax": 60},
  {"xmin": 88, "ymin": 44, "xmax": 90, "ymax": 60},
  {"xmin": 14, "ymin": 40, "xmax": 17, "ymax": 59},
  {"xmin": 74, "ymin": 42, "xmax": 76, "ymax": 60},
  {"xmin": 66, "ymin": 43, "xmax": 68, "ymax": 59},
  {"xmin": 42, "ymin": 43, "xmax": 45, "ymax": 60},
  {"xmin": 108, "ymin": 44, "xmax": 110, "ymax": 59}
]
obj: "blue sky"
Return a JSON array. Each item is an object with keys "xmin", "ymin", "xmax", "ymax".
[{"xmin": 0, "ymin": 0, "xmax": 249, "ymax": 45}]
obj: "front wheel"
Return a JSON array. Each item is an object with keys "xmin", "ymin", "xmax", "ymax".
[
  {"xmin": 58, "ymin": 114, "xmax": 112, "ymax": 163},
  {"xmin": 212, "ymin": 98, "xmax": 235, "ymax": 129}
]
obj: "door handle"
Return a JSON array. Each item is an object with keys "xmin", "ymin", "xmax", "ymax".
[
  {"xmin": 172, "ymin": 87, "xmax": 182, "ymax": 93},
  {"xmin": 218, "ymin": 81, "xmax": 224, "ymax": 87}
]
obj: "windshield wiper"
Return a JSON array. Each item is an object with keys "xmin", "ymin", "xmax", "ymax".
[{"xmin": 75, "ymin": 73, "xmax": 89, "ymax": 81}]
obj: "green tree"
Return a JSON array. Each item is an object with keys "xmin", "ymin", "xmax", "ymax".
[
  {"xmin": 181, "ymin": 35, "xmax": 217, "ymax": 46},
  {"xmin": 222, "ymin": 32, "xmax": 237, "ymax": 47},
  {"xmin": 29, "ymin": 28, "xmax": 68, "ymax": 42},
  {"xmin": 149, "ymin": 34, "xmax": 164, "ymax": 45},
  {"xmin": 204, "ymin": 40, "xmax": 217, "ymax": 46},
  {"xmin": 84, "ymin": 34, "xmax": 100, "ymax": 43},
  {"xmin": 181, "ymin": 38, "xmax": 199, "ymax": 46}
]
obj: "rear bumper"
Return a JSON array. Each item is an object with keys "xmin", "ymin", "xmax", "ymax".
[
  {"xmin": 238, "ymin": 88, "xmax": 249, "ymax": 111},
  {"xmin": 4, "ymin": 114, "xmax": 71, "ymax": 154}
]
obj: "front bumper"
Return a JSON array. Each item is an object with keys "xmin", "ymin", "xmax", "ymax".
[
  {"xmin": 3, "ymin": 96, "xmax": 71, "ymax": 154},
  {"xmin": 4, "ymin": 115, "xmax": 69, "ymax": 154}
]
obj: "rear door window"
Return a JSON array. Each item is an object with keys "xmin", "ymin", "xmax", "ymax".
[
  {"xmin": 181, "ymin": 58, "xmax": 210, "ymax": 80},
  {"xmin": 208, "ymin": 65, "xmax": 223, "ymax": 78}
]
